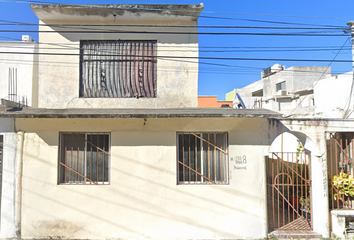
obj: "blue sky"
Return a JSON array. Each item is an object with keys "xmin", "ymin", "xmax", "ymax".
[{"xmin": 0, "ymin": 0, "xmax": 353, "ymax": 100}]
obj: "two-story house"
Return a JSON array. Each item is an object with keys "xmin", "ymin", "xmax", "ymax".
[{"xmin": 2, "ymin": 3, "xmax": 344, "ymax": 240}]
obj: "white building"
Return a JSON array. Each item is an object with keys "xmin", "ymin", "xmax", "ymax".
[
  {"xmin": 226, "ymin": 64, "xmax": 331, "ymax": 115},
  {"xmin": 0, "ymin": 35, "xmax": 38, "ymax": 107},
  {"xmin": 313, "ymin": 71, "xmax": 354, "ymax": 118}
]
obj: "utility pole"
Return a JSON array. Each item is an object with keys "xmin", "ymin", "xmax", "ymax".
[{"xmin": 347, "ymin": 21, "xmax": 354, "ymax": 112}]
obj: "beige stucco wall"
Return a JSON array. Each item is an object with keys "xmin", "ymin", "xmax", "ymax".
[
  {"xmin": 37, "ymin": 20, "xmax": 199, "ymax": 109},
  {"xmin": 17, "ymin": 117, "xmax": 272, "ymax": 239}
]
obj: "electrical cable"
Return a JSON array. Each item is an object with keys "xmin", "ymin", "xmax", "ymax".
[
  {"xmin": 284, "ymin": 37, "xmax": 351, "ymax": 117},
  {"xmin": 0, "ymin": 29, "xmax": 348, "ymax": 36},
  {"xmin": 1, "ymin": 50, "xmax": 353, "ymax": 63}
]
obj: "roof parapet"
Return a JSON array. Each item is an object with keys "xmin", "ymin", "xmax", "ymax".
[{"xmin": 31, "ymin": 3, "xmax": 204, "ymax": 23}]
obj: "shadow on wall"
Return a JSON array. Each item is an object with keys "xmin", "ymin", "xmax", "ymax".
[{"xmin": 20, "ymin": 135, "xmax": 265, "ymax": 238}]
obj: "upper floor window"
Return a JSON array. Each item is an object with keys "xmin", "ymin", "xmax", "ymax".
[
  {"xmin": 80, "ymin": 40, "xmax": 157, "ymax": 98},
  {"xmin": 276, "ymin": 81, "xmax": 286, "ymax": 91}
]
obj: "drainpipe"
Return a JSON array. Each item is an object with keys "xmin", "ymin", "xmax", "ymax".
[{"xmin": 15, "ymin": 131, "xmax": 24, "ymax": 238}]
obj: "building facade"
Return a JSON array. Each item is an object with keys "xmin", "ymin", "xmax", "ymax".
[
  {"xmin": 32, "ymin": 4, "xmax": 201, "ymax": 109},
  {"xmin": 1, "ymin": 3, "xmax": 353, "ymax": 240},
  {"xmin": 0, "ymin": 3, "xmax": 282, "ymax": 240}
]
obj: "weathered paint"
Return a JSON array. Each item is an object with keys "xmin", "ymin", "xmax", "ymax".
[
  {"xmin": 32, "ymin": 4, "xmax": 202, "ymax": 109},
  {"xmin": 31, "ymin": 4, "xmax": 203, "ymax": 22},
  {"xmin": 17, "ymin": 117, "xmax": 271, "ymax": 239}
]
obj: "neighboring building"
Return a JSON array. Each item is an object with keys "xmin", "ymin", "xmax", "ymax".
[
  {"xmin": 313, "ymin": 71, "xmax": 354, "ymax": 118},
  {"xmin": 198, "ymin": 96, "xmax": 233, "ymax": 108},
  {"xmin": 227, "ymin": 64, "xmax": 331, "ymax": 115},
  {"xmin": 0, "ymin": 35, "xmax": 38, "ymax": 107}
]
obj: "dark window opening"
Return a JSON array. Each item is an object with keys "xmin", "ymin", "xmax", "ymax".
[{"xmin": 80, "ymin": 40, "xmax": 157, "ymax": 98}]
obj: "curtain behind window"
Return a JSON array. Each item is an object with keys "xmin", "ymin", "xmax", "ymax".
[{"xmin": 80, "ymin": 40, "xmax": 156, "ymax": 98}]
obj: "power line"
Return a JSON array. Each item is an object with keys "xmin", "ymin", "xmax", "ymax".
[
  {"xmin": 285, "ymin": 37, "xmax": 351, "ymax": 117},
  {"xmin": 0, "ymin": 29, "xmax": 347, "ymax": 36},
  {"xmin": 1, "ymin": 35, "xmax": 350, "ymax": 50},
  {"xmin": 0, "ymin": 21, "xmax": 347, "ymax": 30},
  {"xmin": 0, "ymin": 44, "xmax": 351, "ymax": 54},
  {"xmin": 1, "ymin": 50, "xmax": 354, "ymax": 63}
]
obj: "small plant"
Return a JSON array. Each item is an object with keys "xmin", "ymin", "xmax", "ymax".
[
  {"xmin": 299, "ymin": 196, "xmax": 310, "ymax": 211},
  {"xmin": 332, "ymin": 172, "xmax": 354, "ymax": 200}
]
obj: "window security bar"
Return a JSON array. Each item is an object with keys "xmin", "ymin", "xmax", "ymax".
[{"xmin": 59, "ymin": 132, "xmax": 110, "ymax": 185}]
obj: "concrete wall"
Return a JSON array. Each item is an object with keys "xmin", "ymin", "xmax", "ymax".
[
  {"xmin": 231, "ymin": 66, "xmax": 331, "ymax": 113},
  {"xmin": 37, "ymin": 20, "xmax": 199, "ymax": 109},
  {"xmin": 314, "ymin": 72, "xmax": 353, "ymax": 117},
  {"xmin": 262, "ymin": 66, "xmax": 330, "ymax": 97},
  {"xmin": 0, "ymin": 41, "xmax": 38, "ymax": 107},
  {"xmin": 16, "ymin": 117, "xmax": 272, "ymax": 239},
  {"xmin": 0, "ymin": 119, "xmax": 17, "ymax": 239},
  {"xmin": 198, "ymin": 96, "xmax": 233, "ymax": 108}
]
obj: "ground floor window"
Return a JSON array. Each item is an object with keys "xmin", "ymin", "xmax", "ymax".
[
  {"xmin": 177, "ymin": 132, "xmax": 228, "ymax": 184},
  {"xmin": 58, "ymin": 133, "xmax": 110, "ymax": 185}
]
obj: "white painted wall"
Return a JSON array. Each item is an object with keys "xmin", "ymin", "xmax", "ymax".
[
  {"xmin": 314, "ymin": 72, "xmax": 353, "ymax": 117},
  {"xmin": 0, "ymin": 119, "xmax": 17, "ymax": 238},
  {"xmin": 0, "ymin": 40, "xmax": 38, "ymax": 107},
  {"xmin": 17, "ymin": 117, "xmax": 270, "ymax": 239},
  {"xmin": 232, "ymin": 66, "xmax": 331, "ymax": 115}
]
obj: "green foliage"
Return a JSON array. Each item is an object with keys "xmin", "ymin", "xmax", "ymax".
[
  {"xmin": 333, "ymin": 172, "xmax": 354, "ymax": 200},
  {"xmin": 299, "ymin": 196, "xmax": 310, "ymax": 211},
  {"xmin": 296, "ymin": 139, "xmax": 305, "ymax": 159}
]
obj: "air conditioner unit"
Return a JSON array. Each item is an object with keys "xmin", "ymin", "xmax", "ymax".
[{"xmin": 276, "ymin": 90, "xmax": 287, "ymax": 95}]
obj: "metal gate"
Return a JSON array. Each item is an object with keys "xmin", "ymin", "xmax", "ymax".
[{"xmin": 266, "ymin": 151, "xmax": 312, "ymax": 232}]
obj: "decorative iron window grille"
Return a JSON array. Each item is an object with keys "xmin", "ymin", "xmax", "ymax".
[
  {"xmin": 58, "ymin": 133, "xmax": 110, "ymax": 185},
  {"xmin": 177, "ymin": 132, "xmax": 229, "ymax": 184},
  {"xmin": 80, "ymin": 40, "xmax": 157, "ymax": 98}
]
